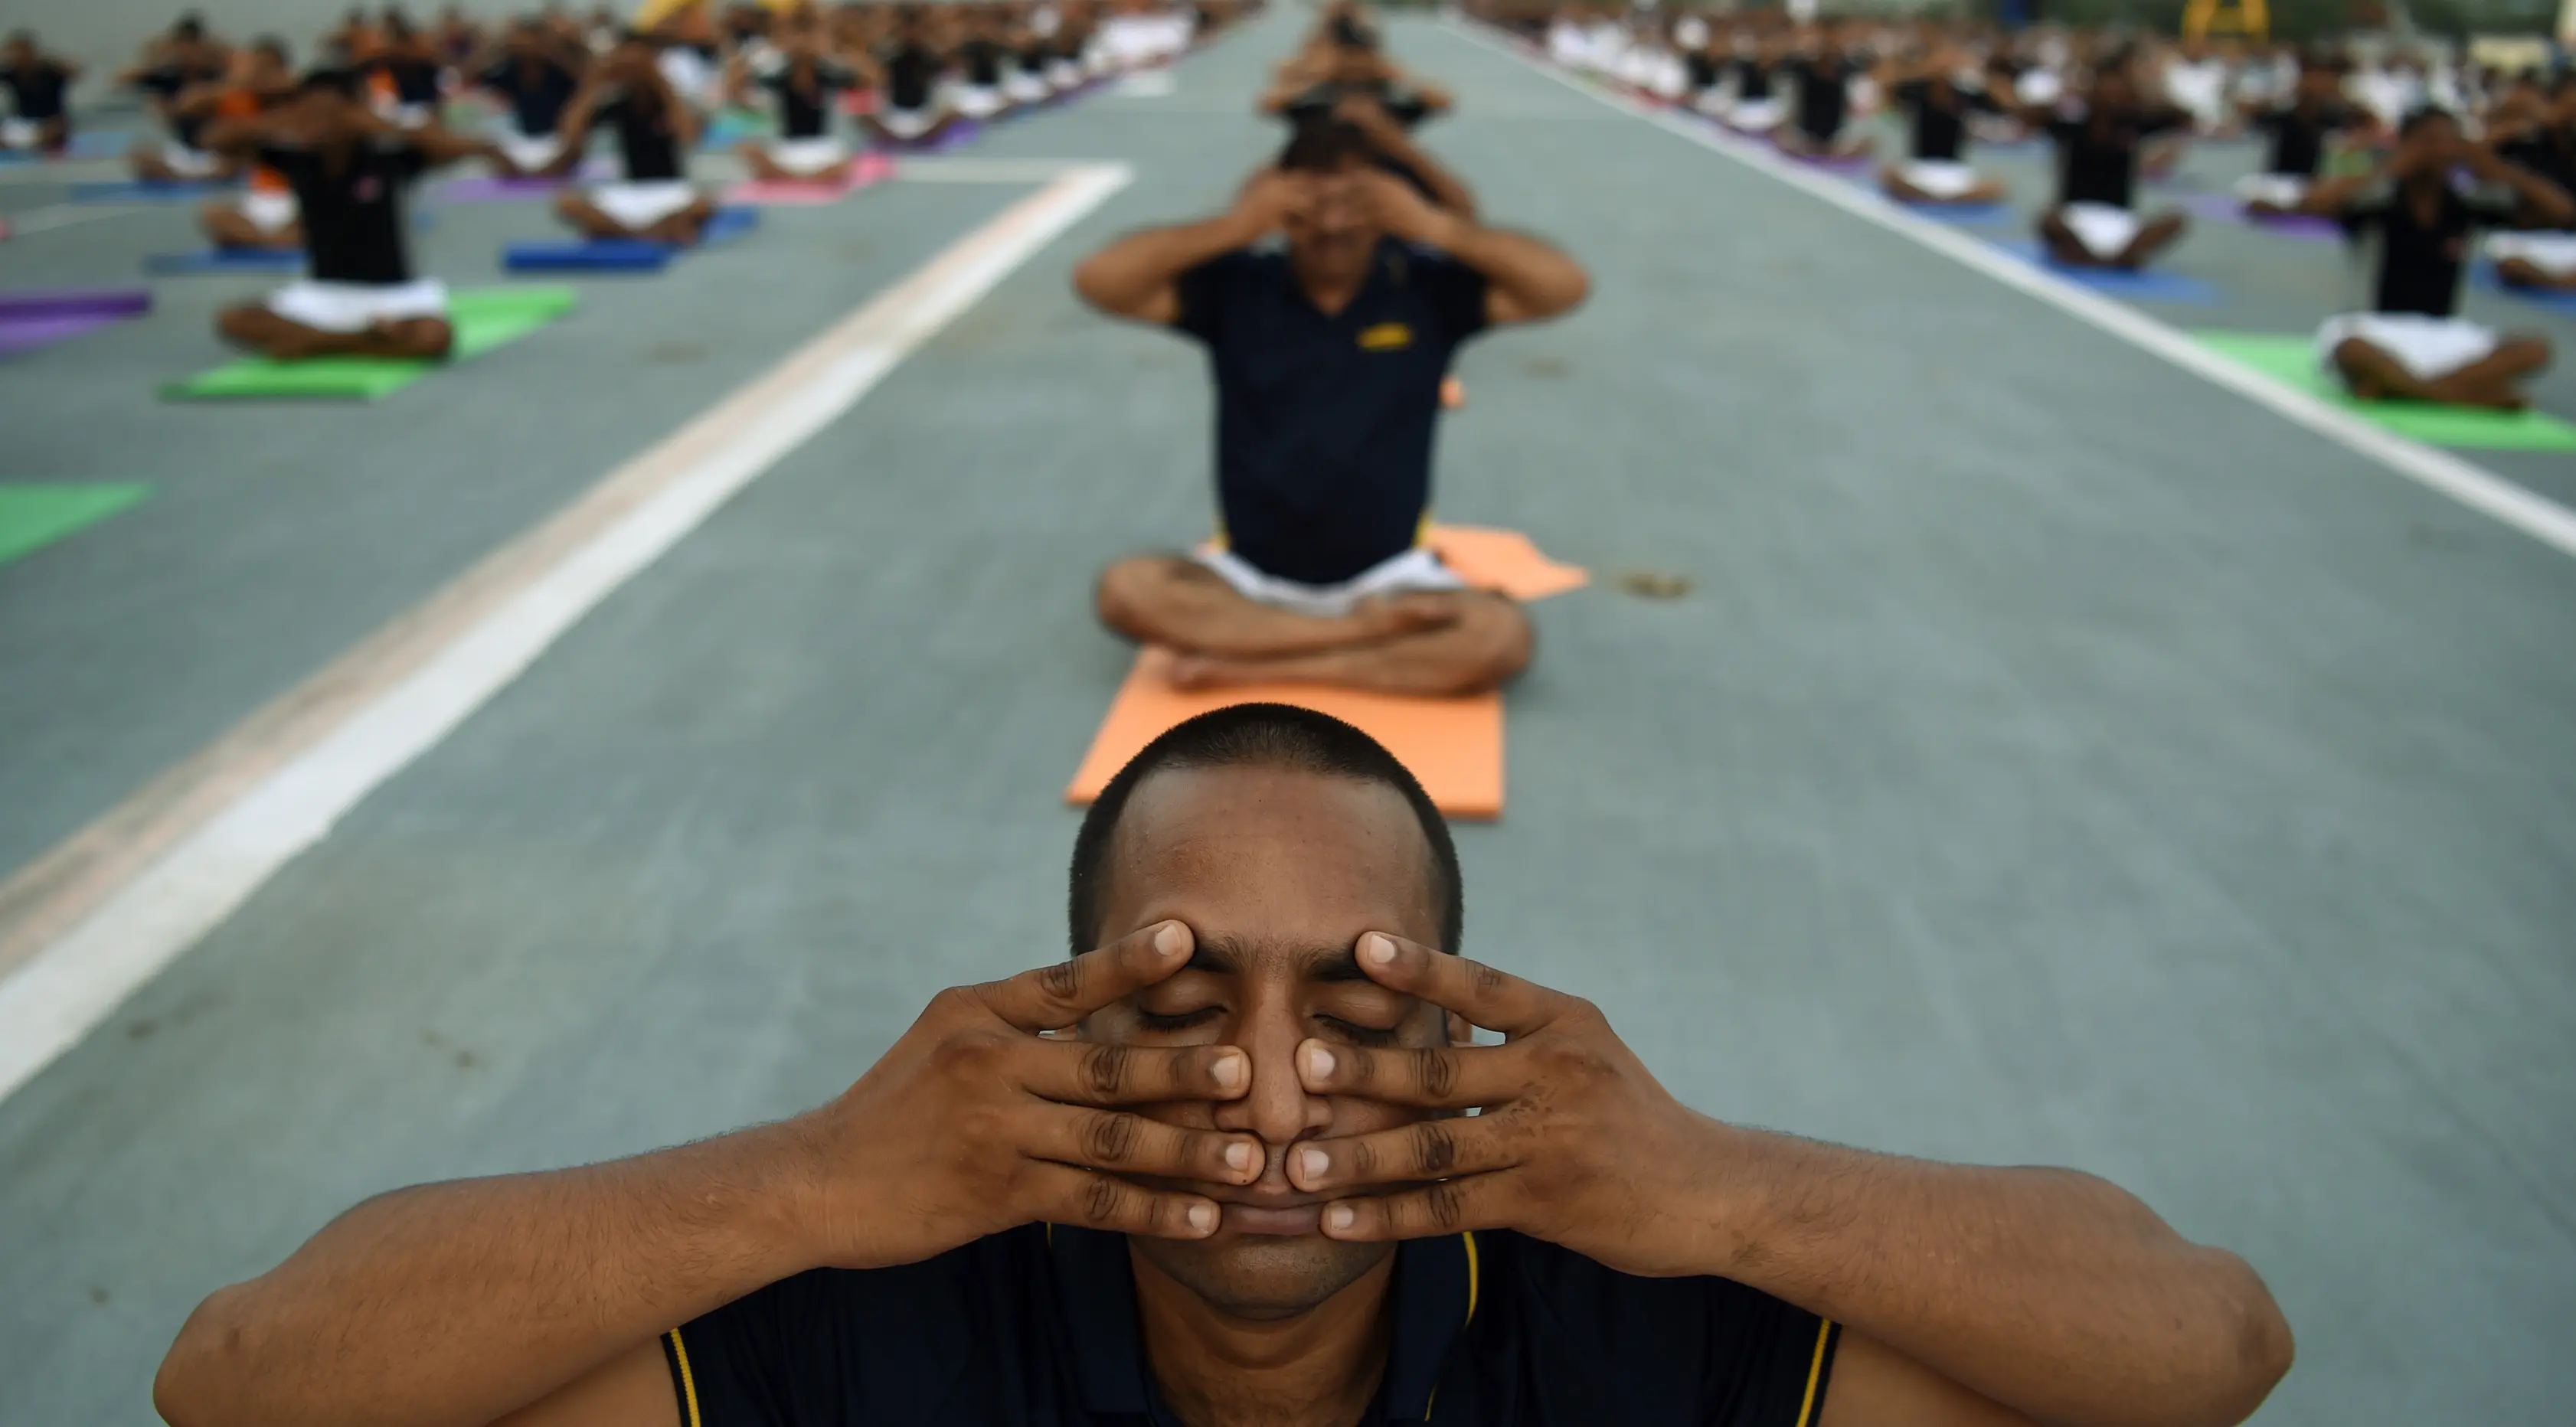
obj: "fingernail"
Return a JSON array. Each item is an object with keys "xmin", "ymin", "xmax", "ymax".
[
  {"xmin": 1226, "ymin": 1141, "xmax": 1255, "ymax": 1174},
  {"xmin": 1211, "ymin": 1052, "xmax": 1245, "ymax": 1089},
  {"xmin": 1154, "ymin": 922, "xmax": 1187, "ymax": 957},
  {"xmin": 1303, "ymin": 1043, "xmax": 1335, "ymax": 1079},
  {"xmin": 1362, "ymin": 934, "xmax": 1396, "ymax": 966},
  {"xmin": 1188, "ymin": 1203, "xmax": 1218, "ymax": 1234},
  {"xmin": 1325, "ymin": 1204, "xmax": 1356, "ymax": 1233},
  {"xmin": 1297, "ymin": 1146, "xmax": 1329, "ymax": 1180}
]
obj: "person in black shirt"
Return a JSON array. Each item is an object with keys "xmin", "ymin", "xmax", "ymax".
[
  {"xmin": 201, "ymin": 68, "xmax": 495, "ymax": 360},
  {"xmin": 1077, "ymin": 119, "xmax": 1586, "ymax": 697},
  {"xmin": 949, "ymin": 4, "xmax": 1022, "ymax": 121},
  {"xmin": 1875, "ymin": 45, "xmax": 2006, "ymax": 206},
  {"xmin": 861, "ymin": 5, "xmax": 963, "ymax": 147},
  {"xmin": 2484, "ymin": 75, "xmax": 2576, "ymax": 289},
  {"xmin": 2300, "ymin": 109, "xmax": 2569, "ymax": 410},
  {"xmin": 125, "ymin": 15, "xmax": 234, "ymax": 181},
  {"xmin": 2025, "ymin": 51, "xmax": 2191, "ymax": 269},
  {"xmin": 476, "ymin": 18, "xmax": 589, "ymax": 178},
  {"xmin": 727, "ymin": 9, "xmax": 860, "ymax": 182},
  {"xmin": 552, "ymin": 34, "xmax": 716, "ymax": 243},
  {"xmin": 0, "ymin": 31, "xmax": 79, "ymax": 154},
  {"xmin": 1260, "ymin": 18, "xmax": 1451, "ymax": 131},
  {"xmin": 2234, "ymin": 57, "xmax": 2356, "ymax": 216},
  {"xmin": 195, "ymin": 40, "xmax": 308, "ymax": 252},
  {"xmin": 1721, "ymin": 29, "xmax": 1787, "ymax": 135},
  {"xmin": 1773, "ymin": 27, "xmax": 1872, "ymax": 162},
  {"xmin": 155, "ymin": 702, "xmax": 2296, "ymax": 1427},
  {"xmin": 367, "ymin": 12, "xmax": 445, "ymax": 126}
]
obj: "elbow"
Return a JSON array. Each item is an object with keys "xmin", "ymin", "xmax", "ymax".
[
  {"xmin": 2182, "ymin": 1248, "xmax": 2296, "ymax": 1427},
  {"xmin": 154, "ymin": 1291, "xmax": 240, "ymax": 1427}
]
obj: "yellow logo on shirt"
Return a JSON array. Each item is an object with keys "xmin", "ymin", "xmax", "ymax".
[{"xmin": 1357, "ymin": 322, "xmax": 1414, "ymax": 351}]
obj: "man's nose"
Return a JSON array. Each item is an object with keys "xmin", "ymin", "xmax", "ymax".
[{"xmin": 1210, "ymin": 1001, "xmax": 1328, "ymax": 1156}]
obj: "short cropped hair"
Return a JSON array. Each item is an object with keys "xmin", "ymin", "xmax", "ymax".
[
  {"xmin": 2398, "ymin": 105, "xmax": 2457, "ymax": 139},
  {"xmin": 1067, "ymin": 704, "xmax": 1464, "ymax": 958},
  {"xmin": 1278, "ymin": 116, "xmax": 1374, "ymax": 172}
]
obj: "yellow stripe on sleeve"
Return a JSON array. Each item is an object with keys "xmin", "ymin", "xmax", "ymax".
[
  {"xmin": 1461, "ymin": 1231, "xmax": 1480, "ymax": 1327},
  {"xmin": 667, "ymin": 1328, "xmax": 704, "ymax": 1427},
  {"xmin": 1793, "ymin": 1319, "xmax": 1836, "ymax": 1427}
]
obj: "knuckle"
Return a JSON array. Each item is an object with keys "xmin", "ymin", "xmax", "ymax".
[
  {"xmin": 1083, "ymin": 1111, "xmax": 1143, "ymax": 1165},
  {"xmin": 1411, "ymin": 1048, "xmax": 1457, "ymax": 1101},
  {"xmin": 1413, "ymin": 1121, "xmax": 1460, "ymax": 1176},
  {"xmin": 1078, "ymin": 1174, "xmax": 1126, "ymax": 1226},
  {"xmin": 1035, "ymin": 959, "xmax": 1084, "ymax": 1007},
  {"xmin": 1470, "ymin": 961, "xmax": 1508, "ymax": 997},
  {"xmin": 1424, "ymin": 1181, "xmax": 1467, "ymax": 1231},
  {"xmin": 928, "ymin": 985, "xmax": 980, "ymax": 1021},
  {"xmin": 1347, "ymin": 1137, "xmax": 1380, "ymax": 1181},
  {"xmin": 1080, "ymin": 1044, "xmax": 1131, "ymax": 1099}
]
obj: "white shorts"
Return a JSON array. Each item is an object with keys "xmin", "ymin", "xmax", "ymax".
[
  {"xmin": 0, "ymin": 118, "xmax": 39, "ymax": 147},
  {"xmin": 763, "ymin": 136, "xmax": 848, "ymax": 176},
  {"xmin": 2234, "ymin": 173, "xmax": 2310, "ymax": 210},
  {"xmin": 2316, "ymin": 312, "xmax": 2499, "ymax": 384},
  {"xmin": 240, "ymin": 191, "xmax": 299, "ymax": 232},
  {"xmin": 162, "ymin": 142, "xmax": 223, "ymax": 178},
  {"xmin": 1728, "ymin": 96, "xmax": 1784, "ymax": 132},
  {"xmin": 2015, "ymin": 70, "xmax": 2064, "ymax": 105},
  {"xmin": 877, "ymin": 106, "xmax": 939, "ymax": 140},
  {"xmin": 946, "ymin": 83, "xmax": 1005, "ymax": 119},
  {"xmin": 590, "ymin": 180, "xmax": 699, "ymax": 231},
  {"xmin": 2484, "ymin": 230, "xmax": 2576, "ymax": 279},
  {"xmin": 1195, "ymin": 546, "xmax": 1465, "ymax": 621},
  {"xmin": 2058, "ymin": 201, "xmax": 2141, "ymax": 260},
  {"xmin": 267, "ymin": 277, "xmax": 449, "ymax": 333},
  {"xmin": 1003, "ymin": 71, "xmax": 1051, "ymax": 106},
  {"xmin": 495, "ymin": 129, "xmax": 564, "ymax": 173},
  {"xmin": 387, "ymin": 101, "xmax": 434, "ymax": 129},
  {"xmin": 1045, "ymin": 60, "xmax": 1084, "ymax": 91},
  {"xmin": 1899, "ymin": 159, "xmax": 1981, "ymax": 199}
]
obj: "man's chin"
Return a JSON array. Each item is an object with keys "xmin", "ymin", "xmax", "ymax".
[{"xmin": 1129, "ymin": 1225, "xmax": 1393, "ymax": 1321}]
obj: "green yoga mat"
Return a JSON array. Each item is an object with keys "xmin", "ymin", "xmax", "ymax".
[
  {"xmin": 0, "ymin": 483, "xmax": 150, "ymax": 567},
  {"xmin": 163, "ymin": 286, "xmax": 579, "ymax": 401},
  {"xmin": 2192, "ymin": 330, "xmax": 2576, "ymax": 452}
]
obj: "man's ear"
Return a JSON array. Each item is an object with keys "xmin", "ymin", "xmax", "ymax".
[{"xmin": 1447, "ymin": 1010, "xmax": 1473, "ymax": 1048}]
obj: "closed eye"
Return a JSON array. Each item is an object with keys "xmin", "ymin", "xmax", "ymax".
[
  {"xmin": 1318, "ymin": 1015, "xmax": 1401, "ymax": 1048},
  {"xmin": 1136, "ymin": 1006, "xmax": 1221, "ymax": 1034}
]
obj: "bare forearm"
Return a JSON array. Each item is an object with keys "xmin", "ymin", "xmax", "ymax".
[
  {"xmin": 1703, "ymin": 1128, "xmax": 2291, "ymax": 1427},
  {"xmin": 1421, "ymin": 216, "xmax": 1587, "ymax": 319},
  {"xmin": 1072, "ymin": 211, "xmax": 1260, "ymax": 318},
  {"xmin": 155, "ymin": 1119, "xmax": 823, "ymax": 1427}
]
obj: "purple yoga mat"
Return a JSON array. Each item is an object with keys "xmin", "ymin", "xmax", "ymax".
[
  {"xmin": 437, "ymin": 158, "xmax": 616, "ymax": 201},
  {"xmin": 0, "ymin": 286, "xmax": 152, "ymax": 319},
  {"xmin": 2179, "ymin": 191, "xmax": 2342, "ymax": 240},
  {"xmin": 0, "ymin": 312, "xmax": 122, "ymax": 357}
]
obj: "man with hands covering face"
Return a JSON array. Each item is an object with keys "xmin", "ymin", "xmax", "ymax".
[{"xmin": 156, "ymin": 705, "xmax": 2292, "ymax": 1427}]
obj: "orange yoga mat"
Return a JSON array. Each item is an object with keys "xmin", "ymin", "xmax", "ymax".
[{"xmin": 1064, "ymin": 527, "xmax": 1586, "ymax": 821}]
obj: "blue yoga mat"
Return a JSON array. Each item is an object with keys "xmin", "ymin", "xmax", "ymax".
[
  {"xmin": 499, "ymin": 206, "xmax": 759, "ymax": 273},
  {"xmin": 1903, "ymin": 201, "xmax": 2012, "ymax": 225},
  {"xmin": 1994, "ymin": 241, "xmax": 2222, "ymax": 304},
  {"xmin": 2473, "ymin": 264, "xmax": 2576, "ymax": 315},
  {"xmin": 145, "ymin": 249, "xmax": 302, "ymax": 274},
  {"xmin": 70, "ymin": 178, "xmax": 240, "ymax": 201}
]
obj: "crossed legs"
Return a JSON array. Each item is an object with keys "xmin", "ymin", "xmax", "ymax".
[
  {"xmin": 2331, "ymin": 334, "xmax": 2550, "ymax": 411},
  {"xmin": 2038, "ymin": 208, "xmax": 2187, "ymax": 269},
  {"xmin": 216, "ymin": 304, "xmax": 456, "ymax": 360},
  {"xmin": 1094, "ymin": 555, "xmax": 1532, "ymax": 698},
  {"xmin": 552, "ymin": 191, "xmax": 716, "ymax": 243}
]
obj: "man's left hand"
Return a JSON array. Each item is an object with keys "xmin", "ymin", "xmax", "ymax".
[
  {"xmin": 1287, "ymin": 932, "xmax": 1738, "ymax": 1278},
  {"xmin": 1358, "ymin": 169, "xmax": 1462, "ymax": 249}
]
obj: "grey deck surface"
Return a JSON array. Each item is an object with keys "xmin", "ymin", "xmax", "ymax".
[{"xmin": 2, "ymin": 14, "xmax": 2571, "ymax": 1423}]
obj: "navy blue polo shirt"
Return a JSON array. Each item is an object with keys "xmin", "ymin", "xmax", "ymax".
[
  {"xmin": 663, "ymin": 1223, "xmax": 1841, "ymax": 1425},
  {"xmin": 1172, "ymin": 239, "xmax": 1490, "ymax": 588}
]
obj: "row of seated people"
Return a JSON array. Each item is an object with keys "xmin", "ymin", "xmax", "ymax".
[
  {"xmin": 107, "ymin": 0, "xmax": 1235, "ymax": 365},
  {"xmin": 1491, "ymin": 8, "xmax": 2576, "ymax": 416}
]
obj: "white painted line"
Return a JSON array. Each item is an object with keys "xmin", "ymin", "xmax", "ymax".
[
  {"xmin": 1447, "ymin": 21, "xmax": 2576, "ymax": 562},
  {"xmin": 0, "ymin": 161, "xmax": 1133, "ymax": 1105}
]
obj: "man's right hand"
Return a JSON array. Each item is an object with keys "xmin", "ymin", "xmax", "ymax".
[
  {"xmin": 1229, "ymin": 168, "xmax": 1308, "ymax": 240},
  {"xmin": 796, "ymin": 921, "xmax": 1259, "ymax": 1270}
]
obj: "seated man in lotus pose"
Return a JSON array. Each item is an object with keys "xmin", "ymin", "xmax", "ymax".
[
  {"xmin": 0, "ymin": 31, "xmax": 80, "ymax": 155},
  {"xmin": 202, "ymin": 67, "xmax": 494, "ymax": 360},
  {"xmin": 195, "ymin": 38, "xmax": 306, "ymax": 252},
  {"xmin": 726, "ymin": 8, "xmax": 859, "ymax": 183},
  {"xmin": 475, "ymin": 18, "xmax": 590, "ymax": 179},
  {"xmin": 551, "ymin": 34, "xmax": 714, "ymax": 244},
  {"xmin": 2028, "ymin": 48, "xmax": 2192, "ymax": 270},
  {"xmin": 1073, "ymin": 119, "xmax": 1589, "ymax": 697},
  {"xmin": 154, "ymin": 703, "xmax": 2296, "ymax": 1427},
  {"xmin": 2302, "ymin": 107, "xmax": 2568, "ymax": 410},
  {"xmin": 1878, "ymin": 42, "xmax": 2008, "ymax": 206}
]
